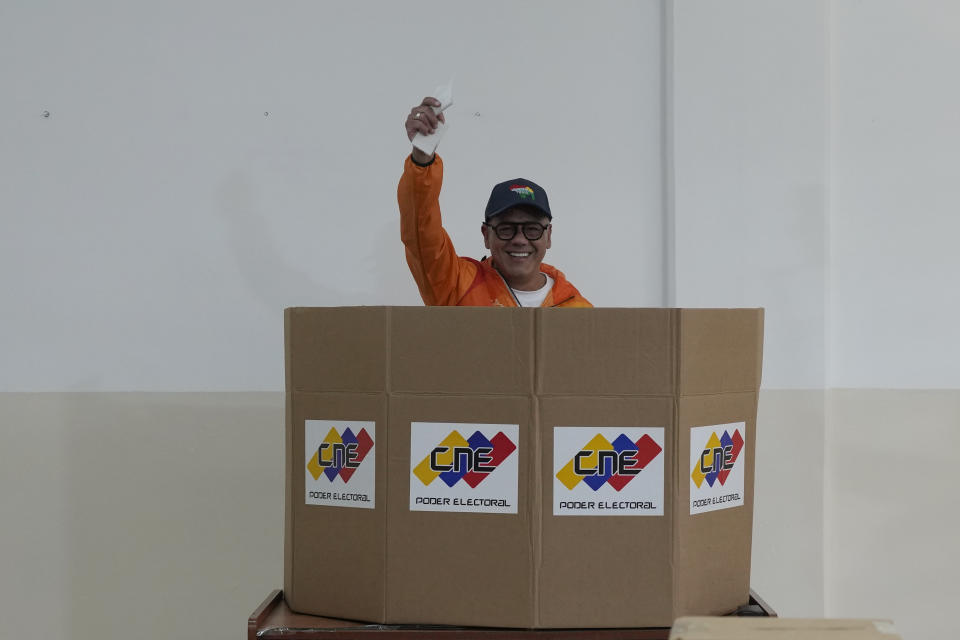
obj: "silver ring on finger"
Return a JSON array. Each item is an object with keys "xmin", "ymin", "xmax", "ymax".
[{"xmin": 414, "ymin": 112, "xmax": 421, "ymax": 119}]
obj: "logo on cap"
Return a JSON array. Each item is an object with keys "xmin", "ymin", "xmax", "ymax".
[{"xmin": 510, "ymin": 185, "xmax": 535, "ymax": 200}]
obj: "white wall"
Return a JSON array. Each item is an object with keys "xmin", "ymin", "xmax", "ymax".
[
  {"xmin": 0, "ymin": 0, "xmax": 664, "ymax": 392},
  {"xmin": 824, "ymin": 390, "xmax": 960, "ymax": 639},
  {"xmin": 825, "ymin": 3, "xmax": 960, "ymax": 638},
  {"xmin": 0, "ymin": 392, "xmax": 283, "ymax": 639},
  {"xmin": 829, "ymin": 0, "xmax": 960, "ymax": 389}
]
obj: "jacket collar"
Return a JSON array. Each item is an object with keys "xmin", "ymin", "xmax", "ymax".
[{"xmin": 479, "ymin": 257, "xmax": 577, "ymax": 307}]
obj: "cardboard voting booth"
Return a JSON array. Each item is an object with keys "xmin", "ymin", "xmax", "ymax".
[{"xmin": 284, "ymin": 307, "xmax": 764, "ymax": 628}]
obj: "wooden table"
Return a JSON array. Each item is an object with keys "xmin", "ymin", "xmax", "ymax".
[{"xmin": 248, "ymin": 590, "xmax": 776, "ymax": 640}]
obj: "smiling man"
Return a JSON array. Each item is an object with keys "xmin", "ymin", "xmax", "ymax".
[{"xmin": 397, "ymin": 97, "xmax": 591, "ymax": 308}]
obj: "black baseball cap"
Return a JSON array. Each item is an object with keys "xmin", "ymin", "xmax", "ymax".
[{"xmin": 484, "ymin": 178, "xmax": 552, "ymax": 220}]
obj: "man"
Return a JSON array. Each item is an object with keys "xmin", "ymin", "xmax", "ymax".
[{"xmin": 397, "ymin": 97, "xmax": 592, "ymax": 308}]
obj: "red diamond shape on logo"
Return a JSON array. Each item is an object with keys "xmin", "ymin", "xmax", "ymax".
[
  {"xmin": 606, "ymin": 434, "xmax": 663, "ymax": 492},
  {"xmin": 337, "ymin": 428, "xmax": 374, "ymax": 483},
  {"xmin": 715, "ymin": 429, "xmax": 743, "ymax": 487}
]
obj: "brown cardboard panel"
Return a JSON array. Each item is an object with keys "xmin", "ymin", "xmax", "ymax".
[
  {"xmin": 386, "ymin": 394, "xmax": 534, "ymax": 627},
  {"xmin": 537, "ymin": 308, "xmax": 677, "ymax": 396},
  {"xmin": 286, "ymin": 392, "xmax": 388, "ymax": 622},
  {"xmin": 669, "ymin": 617, "xmax": 901, "ymax": 639},
  {"xmin": 679, "ymin": 309, "xmax": 764, "ymax": 396},
  {"xmin": 390, "ymin": 307, "xmax": 534, "ymax": 395},
  {"xmin": 283, "ymin": 395, "xmax": 295, "ymax": 601},
  {"xmin": 539, "ymin": 396, "xmax": 676, "ymax": 628},
  {"xmin": 673, "ymin": 393, "xmax": 759, "ymax": 618},
  {"xmin": 285, "ymin": 307, "xmax": 387, "ymax": 393}
]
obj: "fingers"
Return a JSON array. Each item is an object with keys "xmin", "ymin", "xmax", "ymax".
[
  {"xmin": 405, "ymin": 112, "xmax": 435, "ymax": 141},
  {"xmin": 404, "ymin": 97, "xmax": 444, "ymax": 142},
  {"xmin": 412, "ymin": 102, "xmax": 441, "ymax": 129},
  {"xmin": 419, "ymin": 96, "xmax": 442, "ymax": 110}
]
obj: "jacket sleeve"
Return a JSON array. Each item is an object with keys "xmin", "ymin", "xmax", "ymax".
[{"xmin": 397, "ymin": 154, "xmax": 477, "ymax": 306}]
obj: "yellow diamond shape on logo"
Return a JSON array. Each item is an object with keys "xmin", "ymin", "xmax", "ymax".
[
  {"xmin": 691, "ymin": 431, "xmax": 721, "ymax": 488},
  {"xmin": 306, "ymin": 427, "xmax": 343, "ymax": 481},
  {"xmin": 413, "ymin": 430, "xmax": 468, "ymax": 486},
  {"xmin": 556, "ymin": 434, "xmax": 613, "ymax": 491}
]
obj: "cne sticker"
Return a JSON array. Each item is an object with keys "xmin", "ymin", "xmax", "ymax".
[
  {"xmin": 553, "ymin": 426, "xmax": 665, "ymax": 516},
  {"xmin": 305, "ymin": 420, "xmax": 376, "ymax": 509},
  {"xmin": 409, "ymin": 422, "xmax": 519, "ymax": 514},
  {"xmin": 689, "ymin": 422, "xmax": 746, "ymax": 515}
]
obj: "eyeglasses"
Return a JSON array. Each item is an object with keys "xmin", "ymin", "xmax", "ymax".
[{"xmin": 483, "ymin": 221, "xmax": 550, "ymax": 241}]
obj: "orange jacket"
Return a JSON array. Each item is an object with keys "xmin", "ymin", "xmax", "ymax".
[{"xmin": 398, "ymin": 155, "xmax": 592, "ymax": 307}]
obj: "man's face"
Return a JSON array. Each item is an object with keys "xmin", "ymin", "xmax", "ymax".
[{"xmin": 481, "ymin": 207, "xmax": 552, "ymax": 290}]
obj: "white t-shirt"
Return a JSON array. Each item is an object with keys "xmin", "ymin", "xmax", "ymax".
[{"xmin": 511, "ymin": 273, "xmax": 555, "ymax": 308}]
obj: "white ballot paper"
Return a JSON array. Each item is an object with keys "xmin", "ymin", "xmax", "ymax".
[{"xmin": 412, "ymin": 79, "xmax": 454, "ymax": 156}]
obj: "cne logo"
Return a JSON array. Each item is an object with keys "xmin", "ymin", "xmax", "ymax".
[
  {"xmin": 307, "ymin": 425, "xmax": 374, "ymax": 483},
  {"xmin": 690, "ymin": 428, "xmax": 743, "ymax": 489},
  {"xmin": 556, "ymin": 433, "xmax": 663, "ymax": 492},
  {"xmin": 413, "ymin": 429, "xmax": 516, "ymax": 488},
  {"xmin": 510, "ymin": 184, "xmax": 535, "ymax": 200}
]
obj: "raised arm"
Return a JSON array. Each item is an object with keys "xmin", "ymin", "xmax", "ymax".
[{"xmin": 397, "ymin": 97, "xmax": 476, "ymax": 306}]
